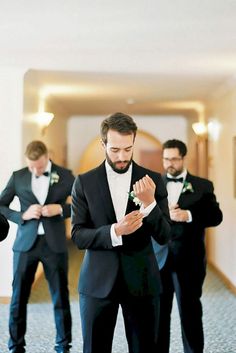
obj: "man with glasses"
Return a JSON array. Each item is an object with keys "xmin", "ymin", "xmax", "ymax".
[{"xmin": 157, "ymin": 139, "xmax": 223, "ymax": 353}]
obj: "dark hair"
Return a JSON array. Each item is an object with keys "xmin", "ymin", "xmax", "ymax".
[
  {"xmin": 100, "ymin": 112, "xmax": 137, "ymax": 144},
  {"xmin": 162, "ymin": 139, "xmax": 187, "ymax": 157},
  {"xmin": 25, "ymin": 140, "xmax": 48, "ymax": 161}
]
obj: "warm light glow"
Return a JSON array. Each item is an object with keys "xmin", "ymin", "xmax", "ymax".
[
  {"xmin": 208, "ymin": 120, "xmax": 221, "ymax": 141},
  {"xmin": 192, "ymin": 122, "xmax": 208, "ymax": 136},
  {"xmin": 34, "ymin": 112, "xmax": 54, "ymax": 135},
  {"xmin": 34, "ymin": 112, "xmax": 54, "ymax": 127}
]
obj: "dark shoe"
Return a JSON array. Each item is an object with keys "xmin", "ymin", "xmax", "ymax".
[
  {"xmin": 9, "ymin": 349, "xmax": 25, "ymax": 353},
  {"xmin": 55, "ymin": 348, "xmax": 70, "ymax": 353}
]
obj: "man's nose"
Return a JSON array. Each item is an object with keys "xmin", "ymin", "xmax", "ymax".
[
  {"xmin": 33, "ymin": 168, "xmax": 40, "ymax": 176},
  {"xmin": 118, "ymin": 150, "xmax": 127, "ymax": 160}
]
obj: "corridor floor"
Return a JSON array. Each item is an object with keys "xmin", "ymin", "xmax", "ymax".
[{"xmin": 0, "ymin": 243, "xmax": 235, "ymax": 353}]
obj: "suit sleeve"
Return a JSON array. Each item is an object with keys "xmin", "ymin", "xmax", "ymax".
[
  {"xmin": 143, "ymin": 174, "xmax": 171, "ymax": 245},
  {"xmin": 0, "ymin": 173, "xmax": 23, "ymax": 224},
  {"xmin": 189, "ymin": 180, "xmax": 223, "ymax": 227},
  {"xmin": 71, "ymin": 176, "xmax": 113, "ymax": 250}
]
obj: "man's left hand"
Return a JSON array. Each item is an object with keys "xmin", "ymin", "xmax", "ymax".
[
  {"xmin": 41, "ymin": 204, "xmax": 62, "ymax": 217},
  {"xmin": 133, "ymin": 174, "xmax": 156, "ymax": 208},
  {"xmin": 169, "ymin": 205, "xmax": 189, "ymax": 222}
]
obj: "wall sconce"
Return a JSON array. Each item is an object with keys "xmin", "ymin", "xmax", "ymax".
[
  {"xmin": 207, "ymin": 120, "xmax": 221, "ymax": 141},
  {"xmin": 34, "ymin": 111, "xmax": 54, "ymax": 135},
  {"xmin": 192, "ymin": 122, "xmax": 208, "ymax": 136}
]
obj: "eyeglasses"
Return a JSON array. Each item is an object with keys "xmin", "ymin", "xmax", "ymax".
[{"xmin": 163, "ymin": 157, "xmax": 183, "ymax": 163}]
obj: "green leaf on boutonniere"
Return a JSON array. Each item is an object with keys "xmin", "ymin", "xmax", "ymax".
[
  {"xmin": 50, "ymin": 171, "xmax": 60, "ymax": 186},
  {"xmin": 182, "ymin": 181, "xmax": 194, "ymax": 194},
  {"xmin": 128, "ymin": 191, "xmax": 142, "ymax": 206}
]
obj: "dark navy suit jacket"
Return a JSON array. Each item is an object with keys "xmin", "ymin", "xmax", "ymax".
[
  {"xmin": 0, "ymin": 162, "xmax": 74, "ymax": 253},
  {"xmin": 71, "ymin": 161, "xmax": 171, "ymax": 298}
]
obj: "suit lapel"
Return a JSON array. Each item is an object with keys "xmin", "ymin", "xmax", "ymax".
[
  {"xmin": 178, "ymin": 173, "xmax": 196, "ymax": 205},
  {"xmin": 97, "ymin": 162, "xmax": 117, "ymax": 222},
  {"xmin": 126, "ymin": 162, "xmax": 144, "ymax": 213}
]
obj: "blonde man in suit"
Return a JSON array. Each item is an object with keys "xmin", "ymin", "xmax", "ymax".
[{"xmin": 0, "ymin": 141, "xmax": 74, "ymax": 353}]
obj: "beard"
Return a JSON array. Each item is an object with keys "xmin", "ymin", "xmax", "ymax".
[
  {"xmin": 106, "ymin": 153, "xmax": 132, "ymax": 174},
  {"xmin": 166, "ymin": 166, "xmax": 182, "ymax": 177}
]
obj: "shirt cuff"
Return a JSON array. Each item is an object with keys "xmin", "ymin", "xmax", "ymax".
[
  {"xmin": 186, "ymin": 210, "xmax": 192, "ymax": 223},
  {"xmin": 140, "ymin": 200, "xmax": 156, "ymax": 218},
  {"xmin": 110, "ymin": 224, "xmax": 123, "ymax": 246}
]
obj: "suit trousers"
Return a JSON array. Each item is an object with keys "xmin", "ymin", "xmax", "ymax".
[
  {"xmin": 79, "ymin": 271, "xmax": 160, "ymax": 353},
  {"xmin": 157, "ymin": 256, "xmax": 205, "ymax": 353},
  {"xmin": 8, "ymin": 235, "xmax": 72, "ymax": 351}
]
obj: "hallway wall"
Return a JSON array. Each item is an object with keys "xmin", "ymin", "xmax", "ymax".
[
  {"xmin": 0, "ymin": 68, "xmax": 25, "ymax": 297},
  {"xmin": 207, "ymin": 87, "xmax": 236, "ymax": 288}
]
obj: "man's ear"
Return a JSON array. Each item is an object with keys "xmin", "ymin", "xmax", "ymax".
[{"xmin": 100, "ymin": 139, "xmax": 106, "ymax": 150}]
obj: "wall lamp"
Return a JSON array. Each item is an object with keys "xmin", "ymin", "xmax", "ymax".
[
  {"xmin": 34, "ymin": 111, "xmax": 54, "ymax": 135},
  {"xmin": 192, "ymin": 122, "xmax": 208, "ymax": 136}
]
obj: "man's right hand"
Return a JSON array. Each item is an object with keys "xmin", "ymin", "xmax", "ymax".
[
  {"xmin": 22, "ymin": 204, "xmax": 42, "ymax": 220},
  {"xmin": 114, "ymin": 210, "xmax": 143, "ymax": 237}
]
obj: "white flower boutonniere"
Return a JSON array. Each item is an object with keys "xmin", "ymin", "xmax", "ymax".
[
  {"xmin": 128, "ymin": 191, "xmax": 142, "ymax": 207},
  {"xmin": 50, "ymin": 171, "xmax": 60, "ymax": 186},
  {"xmin": 182, "ymin": 181, "xmax": 194, "ymax": 194}
]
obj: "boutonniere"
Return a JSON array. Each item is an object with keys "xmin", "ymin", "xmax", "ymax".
[
  {"xmin": 182, "ymin": 181, "xmax": 194, "ymax": 194},
  {"xmin": 128, "ymin": 191, "xmax": 142, "ymax": 207},
  {"xmin": 50, "ymin": 171, "xmax": 60, "ymax": 186}
]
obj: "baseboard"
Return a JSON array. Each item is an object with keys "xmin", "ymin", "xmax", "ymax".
[{"xmin": 208, "ymin": 262, "xmax": 236, "ymax": 295}]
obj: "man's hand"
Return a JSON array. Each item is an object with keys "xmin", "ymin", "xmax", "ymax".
[
  {"xmin": 22, "ymin": 204, "xmax": 42, "ymax": 220},
  {"xmin": 133, "ymin": 174, "xmax": 156, "ymax": 208},
  {"xmin": 41, "ymin": 204, "xmax": 63, "ymax": 217},
  {"xmin": 169, "ymin": 204, "xmax": 189, "ymax": 222},
  {"xmin": 114, "ymin": 210, "xmax": 143, "ymax": 237}
]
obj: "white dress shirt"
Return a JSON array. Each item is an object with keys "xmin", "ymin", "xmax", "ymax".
[
  {"xmin": 31, "ymin": 160, "xmax": 51, "ymax": 234},
  {"xmin": 105, "ymin": 161, "xmax": 156, "ymax": 246},
  {"xmin": 166, "ymin": 169, "xmax": 192, "ymax": 222}
]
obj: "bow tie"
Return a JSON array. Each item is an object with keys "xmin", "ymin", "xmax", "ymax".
[
  {"xmin": 36, "ymin": 171, "xmax": 49, "ymax": 178},
  {"xmin": 166, "ymin": 177, "xmax": 184, "ymax": 183}
]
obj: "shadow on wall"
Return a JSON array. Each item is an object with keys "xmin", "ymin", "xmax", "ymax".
[{"xmin": 77, "ymin": 129, "xmax": 164, "ymax": 174}]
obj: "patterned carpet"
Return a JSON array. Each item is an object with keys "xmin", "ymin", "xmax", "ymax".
[{"xmin": 0, "ymin": 242, "xmax": 235, "ymax": 353}]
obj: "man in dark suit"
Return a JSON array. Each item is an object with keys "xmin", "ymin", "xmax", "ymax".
[
  {"xmin": 0, "ymin": 141, "xmax": 74, "ymax": 353},
  {"xmin": 157, "ymin": 139, "xmax": 223, "ymax": 353},
  {"xmin": 0, "ymin": 213, "xmax": 9, "ymax": 241},
  {"xmin": 71, "ymin": 112, "xmax": 171, "ymax": 353}
]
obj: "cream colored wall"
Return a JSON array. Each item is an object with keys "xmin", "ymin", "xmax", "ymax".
[
  {"xmin": 0, "ymin": 71, "xmax": 69, "ymax": 298},
  {"xmin": 0, "ymin": 67, "xmax": 25, "ymax": 297},
  {"xmin": 207, "ymin": 89, "xmax": 236, "ymax": 287}
]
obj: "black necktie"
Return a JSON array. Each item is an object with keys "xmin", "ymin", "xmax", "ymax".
[
  {"xmin": 166, "ymin": 177, "xmax": 183, "ymax": 183},
  {"xmin": 36, "ymin": 172, "xmax": 49, "ymax": 178}
]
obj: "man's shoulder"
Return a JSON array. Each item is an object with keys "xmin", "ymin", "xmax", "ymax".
[
  {"xmin": 51, "ymin": 162, "xmax": 73, "ymax": 175},
  {"xmin": 13, "ymin": 167, "xmax": 29, "ymax": 177},
  {"xmin": 77, "ymin": 163, "xmax": 104, "ymax": 180},
  {"xmin": 187, "ymin": 173, "xmax": 213, "ymax": 188}
]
